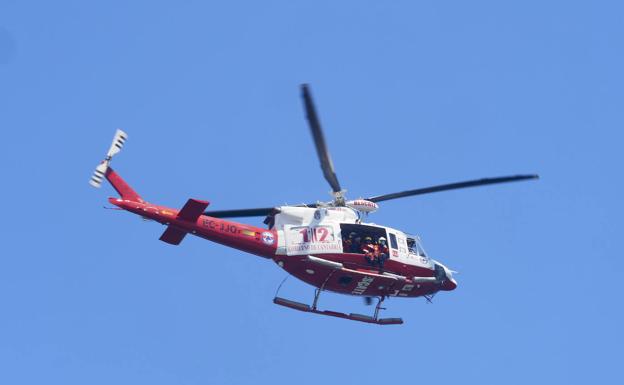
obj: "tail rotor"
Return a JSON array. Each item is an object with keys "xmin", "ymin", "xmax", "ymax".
[
  {"xmin": 106, "ymin": 129, "xmax": 127, "ymax": 159},
  {"xmin": 89, "ymin": 129, "xmax": 128, "ymax": 188},
  {"xmin": 89, "ymin": 161, "xmax": 109, "ymax": 188}
]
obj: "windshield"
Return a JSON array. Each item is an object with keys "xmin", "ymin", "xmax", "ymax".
[{"xmin": 406, "ymin": 235, "xmax": 428, "ymax": 257}]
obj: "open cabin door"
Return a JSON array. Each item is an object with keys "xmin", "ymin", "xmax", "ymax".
[{"xmin": 339, "ymin": 224, "xmax": 388, "ymax": 254}]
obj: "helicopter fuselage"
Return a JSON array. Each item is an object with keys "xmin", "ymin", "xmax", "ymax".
[{"xmin": 110, "ymin": 191, "xmax": 457, "ymax": 300}]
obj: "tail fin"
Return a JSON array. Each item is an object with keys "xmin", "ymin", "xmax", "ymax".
[
  {"xmin": 90, "ymin": 129, "xmax": 143, "ymax": 203},
  {"xmin": 105, "ymin": 167, "xmax": 143, "ymax": 202}
]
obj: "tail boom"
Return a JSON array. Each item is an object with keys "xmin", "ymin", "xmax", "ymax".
[{"xmin": 108, "ymin": 197, "xmax": 277, "ymax": 258}]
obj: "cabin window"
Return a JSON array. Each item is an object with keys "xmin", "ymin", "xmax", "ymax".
[
  {"xmin": 388, "ymin": 233, "xmax": 398, "ymax": 249},
  {"xmin": 340, "ymin": 224, "xmax": 387, "ymax": 254}
]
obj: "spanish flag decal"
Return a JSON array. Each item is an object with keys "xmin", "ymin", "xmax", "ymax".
[{"xmin": 241, "ymin": 229, "xmax": 256, "ymax": 237}]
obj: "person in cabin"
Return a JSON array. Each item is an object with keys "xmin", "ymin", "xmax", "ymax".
[
  {"xmin": 377, "ymin": 237, "xmax": 389, "ymax": 270},
  {"xmin": 361, "ymin": 236, "xmax": 380, "ymax": 265},
  {"xmin": 349, "ymin": 233, "xmax": 362, "ymax": 253},
  {"xmin": 342, "ymin": 231, "xmax": 358, "ymax": 253}
]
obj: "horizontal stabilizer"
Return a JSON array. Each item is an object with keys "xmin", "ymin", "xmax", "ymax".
[
  {"xmin": 177, "ymin": 199, "xmax": 209, "ymax": 222},
  {"xmin": 159, "ymin": 226, "xmax": 187, "ymax": 245}
]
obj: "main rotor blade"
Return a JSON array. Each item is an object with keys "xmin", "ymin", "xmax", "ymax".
[
  {"xmin": 203, "ymin": 207, "xmax": 275, "ymax": 218},
  {"xmin": 367, "ymin": 174, "xmax": 539, "ymax": 203},
  {"xmin": 301, "ymin": 84, "xmax": 342, "ymax": 194}
]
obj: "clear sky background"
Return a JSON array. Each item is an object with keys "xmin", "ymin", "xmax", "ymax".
[{"xmin": 1, "ymin": 1, "xmax": 622, "ymax": 384}]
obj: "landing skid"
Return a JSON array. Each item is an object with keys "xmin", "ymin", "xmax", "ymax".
[{"xmin": 273, "ymin": 290, "xmax": 403, "ymax": 325}]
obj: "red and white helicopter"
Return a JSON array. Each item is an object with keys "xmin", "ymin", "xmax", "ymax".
[{"xmin": 90, "ymin": 84, "xmax": 537, "ymax": 325}]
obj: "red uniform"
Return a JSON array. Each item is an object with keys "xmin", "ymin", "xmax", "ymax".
[{"xmin": 361, "ymin": 242, "xmax": 380, "ymax": 265}]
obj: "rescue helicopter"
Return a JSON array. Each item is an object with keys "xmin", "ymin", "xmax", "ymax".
[{"xmin": 90, "ymin": 84, "xmax": 538, "ymax": 325}]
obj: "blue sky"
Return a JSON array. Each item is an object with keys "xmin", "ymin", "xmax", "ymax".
[{"xmin": 1, "ymin": 1, "xmax": 622, "ymax": 384}]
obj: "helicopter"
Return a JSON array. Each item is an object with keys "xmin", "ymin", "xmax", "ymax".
[{"xmin": 90, "ymin": 84, "xmax": 538, "ymax": 325}]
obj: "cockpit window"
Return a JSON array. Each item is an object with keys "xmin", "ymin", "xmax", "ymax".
[{"xmin": 407, "ymin": 236, "xmax": 427, "ymax": 257}]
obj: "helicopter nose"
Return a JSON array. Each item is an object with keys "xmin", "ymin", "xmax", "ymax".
[
  {"xmin": 434, "ymin": 262, "xmax": 458, "ymax": 291},
  {"xmin": 442, "ymin": 277, "xmax": 457, "ymax": 291}
]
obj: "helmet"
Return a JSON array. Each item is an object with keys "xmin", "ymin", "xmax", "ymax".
[
  {"xmin": 363, "ymin": 236, "xmax": 373, "ymax": 243},
  {"xmin": 349, "ymin": 232, "xmax": 357, "ymax": 238},
  {"xmin": 378, "ymin": 237, "xmax": 386, "ymax": 243}
]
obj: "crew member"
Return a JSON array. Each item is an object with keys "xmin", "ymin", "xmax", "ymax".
[
  {"xmin": 361, "ymin": 236, "xmax": 380, "ymax": 266},
  {"xmin": 377, "ymin": 237, "xmax": 389, "ymax": 270},
  {"xmin": 343, "ymin": 232, "xmax": 358, "ymax": 253},
  {"xmin": 349, "ymin": 233, "xmax": 362, "ymax": 254}
]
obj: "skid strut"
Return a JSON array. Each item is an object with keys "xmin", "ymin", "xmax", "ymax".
[
  {"xmin": 374, "ymin": 296, "xmax": 386, "ymax": 320},
  {"xmin": 273, "ymin": 260, "xmax": 403, "ymax": 325}
]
